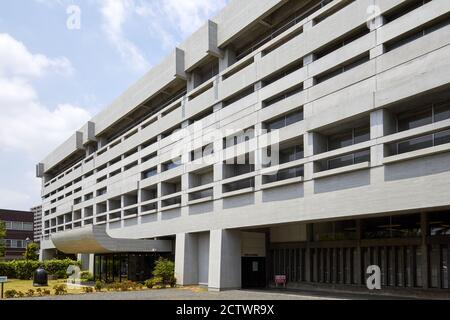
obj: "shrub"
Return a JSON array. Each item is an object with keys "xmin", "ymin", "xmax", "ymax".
[
  {"xmin": 16, "ymin": 291, "xmax": 25, "ymax": 298},
  {"xmin": 152, "ymin": 258, "xmax": 176, "ymax": 287},
  {"xmin": 80, "ymin": 271, "xmax": 94, "ymax": 282},
  {"xmin": 145, "ymin": 277, "xmax": 163, "ymax": 289},
  {"xmin": 106, "ymin": 282, "xmax": 121, "ymax": 291},
  {"xmin": 43, "ymin": 289, "xmax": 51, "ymax": 295},
  {"xmin": 4, "ymin": 290, "xmax": 18, "ymax": 299},
  {"xmin": 53, "ymin": 284, "xmax": 67, "ymax": 295},
  {"xmin": 36, "ymin": 288, "xmax": 43, "ymax": 296},
  {"xmin": 23, "ymin": 243, "xmax": 39, "ymax": 261},
  {"xmin": 44, "ymin": 259, "xmax": 81, "ymax": 279},
  {"xmin": 11, "ymin": 260, "xmax": 40, "ymax": 280},
  {"xmin": 26, "ymin": 289, "xmax": 35, "ymax": 297},
  {"xmin": 94, "ymin": 280, "xmax": 103, "ymax": 292},
  {"xmin": 82, "ymin": 286, "xmax": 94, "ymax": 293},
  {"xmin": 0, "ymin": 258, "xmax": 81, "ymax": 279}
]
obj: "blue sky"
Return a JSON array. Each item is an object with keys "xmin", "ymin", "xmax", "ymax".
[{"xmin": 0, "ymin": 0, "xmax": 228, "ymax": 210}]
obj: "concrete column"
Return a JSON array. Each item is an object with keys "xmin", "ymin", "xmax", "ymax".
[
  {"xmin": 369, "ymin": 12, "xmax": 386, "ymax": 58},
  {"xmin": 219, "ymin": 47, "xmax": 237, "ymax": 72},
  {"xmin": 370, "ymin": 109, "xmax": 396, "ymax": 184},
  {"xmin": 187, "ymin": 72, "xmax": 203, "ymax": 92},
  {"xmin": 78, "ymin": 253, "xmax": 91, "ymax": 271},
  {"xmin": 208, "ymin": 229, "xmax": 241, "ymax": 291},
  {"xmin": 175, "ymin": 233, "xmax": 199, "ymax": 286}
]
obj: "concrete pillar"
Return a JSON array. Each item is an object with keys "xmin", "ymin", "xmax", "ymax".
[
  {"xmin": 78, "ymin": 253, "xmax": 91, "ymax": 271},
  {"xmin": 219, "ymin": 47, "xmax": 237, "ymax": 72},
  {"xmin": 208, "ymin": 229, "xmax": 241, "ymax": 291},
  {"xmin": 175, "ymin": 233, "xmax": 198, "ymax": 285},
  {"xmin": 40, "ymin": 248, "xmax": 57, "ymax": 262},
  {"xmin": 370, "ymin": 109, "xmax": 396, "ymax": 184}
]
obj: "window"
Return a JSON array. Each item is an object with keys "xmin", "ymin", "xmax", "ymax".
[
  {"xmin": 279, "ymin": 145, "xmax": 304, "ymax": 164},
  {"xmin": 263, "ymin": 166, "xmax": 304, "ymax": 184},
  {"xmin": 264, "ymin": 109, "xmax": 304, "ymax": 132},
  {"xmin": 327, "ymin": 150, "xmax": 370, "ymax": 170},
  {"xmin": 162, "ymin": 158, "xmax": 182, "ymax": 172},
  {"xmin": 263, "ymin": 84, "xmax": 303, "ymax": 108},
  {"xmin": 394, "ymin": 129, "xmax": 450, "ymax": 155},
  {"xmin": 142, "ymin": 167, "xmax": 158, "ymax": 180},
  {"xmin": 4, "ymin": 221, "xmax": 33, "ymax": 231},
  {"xmin": 328, "ymin": 126, "xmax": 370, "ymax": 151},
  {"xmin": 315, "ymin": 53, "xmax": 370, "ymax": 84},
  {"xmin": 385, "ymin": 13, "xmax": 450, "ymax": 52}
]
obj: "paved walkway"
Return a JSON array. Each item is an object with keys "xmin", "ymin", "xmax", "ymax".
[{"xmin": 26, "ymin": 287, "xmax": 410, "ymax": 300}]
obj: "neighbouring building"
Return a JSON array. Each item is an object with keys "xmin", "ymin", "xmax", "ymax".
[
  {"xmin": 36, "ymin": 0, "xmax": 450, "ymax": 297},
  {"xmin": 31, "ymin": 205, "xmax": 42, "ymax": 245},
  {"xmin": 0, "ymin": 209, "xmax": 34, "ymax": 260}
]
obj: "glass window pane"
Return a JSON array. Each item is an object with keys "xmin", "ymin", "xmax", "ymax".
[
  {"xmin": 397, "ymin": 135, "xmax": 433, "ymax": 154},
  {"xmin": 267, "ymin": 118, "xmax": 285, "ymax": 131},
  {"xmin": 328, "ymin": 131, "xmax": 353, "ymax": 151},
  {"xmin": 434, "ymin": 129, "xmax": 450, "ymax": 146},
  {"xmin": 354, "ymin": 127, "xmax": 370, "ymax": 144},
  {"xmin": 434, "ymin": 101, "xmax": 450, "ymax": 122},
  {"xmin": 12, "ymin": 221, "xmax": 22, "ymax": 230},
  {"xmin": 286, "ymin": 111, "xmax": 303, "ymax": 126},
  {"xmin": 328, "ymin": 154, "xmax": 354, "ymax": 170},
  {"xmin": 398, "ymin": 108, "xmax": 432, "ymax": 132},
  {"xmin": 354, "ymin": 150, "xmax": 370, "ymax": 164}
]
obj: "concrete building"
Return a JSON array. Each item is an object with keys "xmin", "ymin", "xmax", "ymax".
[
  {"xmin": 37, "ymin": 0, "xmax": 450, "ymax": 296},
  {"xmin": 31, "ymin": 205, "xmax": 42, "ymax": 245},
  {"xmin": 0, "ymin": 209, "xmax": 34, "ymax": 260}
]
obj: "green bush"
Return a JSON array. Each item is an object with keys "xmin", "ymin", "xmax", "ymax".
[
  {"xmin": 25, "ymin": 289, "xmax": 35, "ymax": 297},
  {"xmin": 82, "ymin": 286, "xmax": 94, "ymax": 293},
  {"xmin": 44, "ymin": 259, "xmax": 81, "ymax": 279},
  {"xmin": 0, "ymin": 258, "xmax": 81, "ymax": 280},
  {"xmin": 53, "ymin": 284, "xmax": 67, "ymax": 295},
  {"xmin": 144, "ymin": 277, "xmax": 163, "ymax": 289},
  {"xmin": 152, "ymin": 258, "xmax": 176, "ymax": 287},
  {"xmin": 17, "ymin": 291, "xmax": 25, "ymax": 298},
  {"xmin": 11, "ymin": 260, "xmax": 40, "ymax": 280},
  {"xmin": 80, "ymin": 271, "xmax": 94, "ymax": 282},
  {"xmin": 4, "ymin": 289, "xmax": 18, "ymax": 299},
  {"xmin": 94, "ymin": 280, "xmax": 103, "ymax": 292}
]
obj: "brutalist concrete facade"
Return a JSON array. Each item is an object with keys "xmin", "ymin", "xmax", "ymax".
[{"xmin": 37, "ymin": 0, "xmax": 450, "ymax": 295}]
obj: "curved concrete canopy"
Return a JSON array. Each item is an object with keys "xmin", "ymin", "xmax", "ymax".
[{"xmin": 51, "ymin": 225, "xmax": 172, "ymax": 254}]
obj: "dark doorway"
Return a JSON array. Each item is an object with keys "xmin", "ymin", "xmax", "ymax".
[{"xmin": 242, "ymin": 257, "xmax": 266, "ymax": 288}]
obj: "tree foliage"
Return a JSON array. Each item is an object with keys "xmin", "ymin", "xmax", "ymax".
[{"xmin": 24, "ymin": 242, "xmax": 39, "ymax": 261}]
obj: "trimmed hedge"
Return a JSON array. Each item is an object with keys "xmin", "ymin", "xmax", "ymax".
[{"xmin": 0, "ymin": 259, "xmax": 81, "ymax": 280}]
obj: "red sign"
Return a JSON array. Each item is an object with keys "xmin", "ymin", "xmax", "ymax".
[{"xmin": 275, "ymin": 275, "xmax": 286, "ymax": 285}]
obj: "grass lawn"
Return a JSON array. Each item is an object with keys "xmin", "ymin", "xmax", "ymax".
[{"xmin": 2, "ymin": 279, "xmax": 85, "ymax": 296}]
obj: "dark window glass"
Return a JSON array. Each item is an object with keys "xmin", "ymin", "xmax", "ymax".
[
  {"xmin": 354, "ymin": 150, "xmax": 370, "ymax": 164},
  {"xmin": 354, "ymin": 127, "xmax": 370, "ymax": 144},
  {"xmin": 328, "ymin": 153, "xmax": 353, "ymax": 170},
  {"xmin": 434, "ymin": 102, "xmax": 450, "ymax": 122},
  {"xmin": 397, "ymin": 134, "xmax": 433, "ymax": 154},
  {"xmin": 279, "ymin": 145, "xmax": 304, "ymax": 164},
  {"xmin": 398, "ymin": 108, "xmax": 432, "ymax": 132},
  {"xmin": 286, "ymin": 110, "xmax": 304, "ymax": 126},
  {"xmin": 435, "ymin": 129, "xmax": 450, "ymax": 146},
  {"xmin": 328, "ymin": 131, "xmax": 353, "ymax": 151}
]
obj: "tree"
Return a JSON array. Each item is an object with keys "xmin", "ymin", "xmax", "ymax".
[
  {"xmin": 24, "ymin": 242, "xmax": 39, "ymax": 261},
  {"xmin": 0, "ymin": 220, "xmax": 5, "ymax": 258}
]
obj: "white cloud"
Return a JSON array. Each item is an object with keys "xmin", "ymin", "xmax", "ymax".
[
  {"xmin": 0, "ymin": 33, "xmax": 89, "ymax": 158},
  {"xmin": 135, "ymin": 0, "xmax": 228, "ymax": 49},
  {"xmin": 99, "ymin": 0, "xmax": 150, "ymax": 72},
  {"xmin": 0, "ymin": 33, "xmax": 74, "ymax": 78}
]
